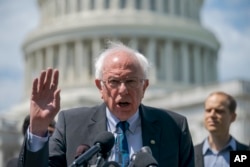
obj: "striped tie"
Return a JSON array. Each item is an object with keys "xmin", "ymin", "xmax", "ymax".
[{"xmin": 116, "ymin": 121, "xmax": 129, "ymax": 167}]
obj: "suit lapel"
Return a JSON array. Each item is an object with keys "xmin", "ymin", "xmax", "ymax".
[
  {"xmin": 87, "ymin": 103, "xmax": 107, "ymax": 144},
  {"xmin": 139, "ymin": 105, "xmax": 161, "ymax": 161},
  {"xmin": 195, "ymin": 143, "xmax": 204, "ymax": 167}
]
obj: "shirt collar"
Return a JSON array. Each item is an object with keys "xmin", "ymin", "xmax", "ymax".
[
  {"xmin": 202, "ymin": 136, "xmax": 236, "ymax": 155},
  {"xmin": 106, "ymin": 107, "xmax": 140, "ymax": 134}
]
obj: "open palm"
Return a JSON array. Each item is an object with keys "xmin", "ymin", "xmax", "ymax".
[{"xmin": 30, "ymin": 68, "xmax": 61, "ymax": 136}]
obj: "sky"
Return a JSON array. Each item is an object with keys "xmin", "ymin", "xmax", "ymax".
[{"xmin": 0, "ymin": 0, "xmax": 249, "ymax": 112}]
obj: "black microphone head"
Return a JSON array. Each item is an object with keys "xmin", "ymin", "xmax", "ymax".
[
  {"xmin": 134, "ymin": 152, "xmax": 158, "ymax": 167},
  {"xmin": 94, "ymin": 131, "xmax": 115, "ymax": 154},
  {"xmin": 102, "ymin": 161, "xmax": 120, "ymax": 167}
]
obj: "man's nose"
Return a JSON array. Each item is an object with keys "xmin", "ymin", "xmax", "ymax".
[{"xmin": 118, "ymin": 82, "xmax": 128, "ymax": 94}]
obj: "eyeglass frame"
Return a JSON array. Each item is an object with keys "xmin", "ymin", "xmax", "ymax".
[{"xmin": 100, "ymin": 77, "xmax": 146, "ymax": 89}]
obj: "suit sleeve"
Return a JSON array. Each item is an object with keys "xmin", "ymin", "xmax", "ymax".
[
  {"xmin": 18, "ymin": 110, "xmax": 68, "ymax": 167},
  {"xmin": 48, "ymin": 111, "xmax": 67, "ymax": 166},
  {"xmin": 18, "ymin": 134, "xmax": 49, "ymax": 167}
]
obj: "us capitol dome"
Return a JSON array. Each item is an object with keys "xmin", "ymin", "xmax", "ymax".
[{"xmin": 1, "ymin": 0, "xmax": 250, "ymax": 166}]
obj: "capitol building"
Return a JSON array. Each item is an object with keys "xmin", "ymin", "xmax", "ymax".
[{"xmin": 1, "ymin": 0, "xmax": 250, "ymax": 166}]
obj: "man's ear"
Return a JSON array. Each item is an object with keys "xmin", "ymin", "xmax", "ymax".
[
  {"xmin": 231, "ymin": 112, "xmax": 237, "ymax": 123},
  {"xmin": 95, "ymin": 79, "xmax": 102, "ymax": 90},
  {"xmin": 143, "ymin": 79, "xmax": 149, "ymax": 91},
  {"xmin": 95, "ymin": 79, "xmax": 104, "ymax": 99}
]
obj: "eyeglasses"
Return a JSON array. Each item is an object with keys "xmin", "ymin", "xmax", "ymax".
[{"xmin": 101, "ymin": 77, "xmax": 145, "ymax": 89}]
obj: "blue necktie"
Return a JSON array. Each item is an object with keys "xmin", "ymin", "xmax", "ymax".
[{"xmin": 116, "ymin": 121, "xmax": 129, "ymax": 167}]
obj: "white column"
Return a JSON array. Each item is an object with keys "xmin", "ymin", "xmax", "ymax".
[
  {"xmin": 129, "ymin": 38, "xmax": 138, "ymax": 51},
  {"xmin": 69, "ymin": 0, "xmax": 78, "ymax": 13},
  {"xmin": 146, "ymin": 38, "xmax": 156, "ymax": 83},
  {"xmin": 164, "ymin": 40, "xmax": 174, "ymax": 83},
  {"xmin": 45, "ymin": 46, "xmax": 54, "ymax": 68},
  {"xmin": 80, "ymin": 0, "xmax": 85, "ymax": 12},
  {"xmin": 35, "ymin": 50, "xmax": 44, "ymax": 72},
  {"xmin": 127, "ymin": 0, "xmax": 135, "ymax": 10},
  {"xmin": 58, "ymin": 43, "xmax": 67, "ymax": 84},
  {"xmin": 55, "ymin": 0, "xmax": 61, "ymax": 16},
  {"xmin": 49, "ymin": 0, "xmax": 54, "ymax": 18},
  {"xmin": 141, "ymin": 0, "xmax": 150, "ymax": 11},
  {"xmin": 181, "ymin": 42, "xmax": 190, "ymax": 84},
  {"xmin": 50, "ymin": 0, "xmax": 55, "ymax": 17},
  {"xmin": 54, "ymin": 0, "xmax": 59, "ymax": 17},
  {"xmin": 74, "ymin": 40, "xmax": 85, "ymax": 84},
  {"xmin": 110, "ymin": 0, "xmax": 119, "ymax": 11},
  {"xmin": 82, "ymin": 0, "xmax": 90, "ymax": 11},
  {"xmin": 169, "ymin": 0, "xmax": 175, "ymax": 15},
  {"xmin": 43, "ymin": 0, "xmax": 49, "ymax": 22},
  {"xmin": 92, "ymin": 38, "xmax": 101, "ymax": 78},
  {"xmin": 53, "ymin": 0, "xmax": 58, "ymax": 17},
  {"xmin": 95, "ymin": 0, "xmax": 103, "ymax": 11},
  {"xmin": 60, "ymin": 0, "xmax": 66, "ymax": 15},
  {"xmin": 156, "ymin": 0, "xmax": 164, "ymax": 14},
  {"xmin": 193, "ymin": 45, "xmax": 202, "ymax": 84}
]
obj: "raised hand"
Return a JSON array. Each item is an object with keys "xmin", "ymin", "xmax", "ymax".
[{"xmin": 30, "ymin": 68, "xmax": 61, "ymax": 136}]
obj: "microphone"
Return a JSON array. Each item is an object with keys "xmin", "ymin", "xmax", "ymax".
[
  {"xmin": 75, "ymin": 144, "xmax": 91, "ymax": 159},
  {"xmin": 128, "ymin": 146, "xmax": 158, "ymax": 167},
  {"xmin": 140, "ymin": 146, "xmax": 152, "ymax": 154},
  {"xmin": 133, "ymin": 152, "xmax": 158, "ymax": 167},
  {"xmin": 70, "ymin": 131, "xmax": 115, "ymax": 167}
]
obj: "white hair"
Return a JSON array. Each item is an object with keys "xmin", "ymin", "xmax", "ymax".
[{"xmin": 94, "ymin": 41, "xmax": 150, "ymax": 79}]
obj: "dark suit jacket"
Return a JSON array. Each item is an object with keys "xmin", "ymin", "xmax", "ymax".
[
  {"xmin": 19, "ymin": 103, "xmax": 194, "ymax": 167},
  {"xmin": 194, "ymin": 138, "xmax": 249, "ymax": 167}
]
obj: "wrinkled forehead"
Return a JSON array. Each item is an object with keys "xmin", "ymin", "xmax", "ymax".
[{"xmin": 103, "ymin": 51, "xmax": 142, "ymax": 72}]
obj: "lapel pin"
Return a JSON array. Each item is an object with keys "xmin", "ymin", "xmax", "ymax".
[{"xmin": 150, "ymin": 140, "xmax": 156, "ymax": 145}]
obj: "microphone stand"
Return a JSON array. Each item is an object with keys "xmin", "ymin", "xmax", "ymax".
[{"xmin": 95, "ymin": 154, "xmax": 105, "ymax": 167}]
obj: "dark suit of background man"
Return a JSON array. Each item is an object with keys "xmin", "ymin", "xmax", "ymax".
[
  {"xmin": 194, "ymin": 91, "xmax": 249, "ymax": 167},
  {"xmin": 19, "ymin": 41, "xmax": 194, "ymax": 167}
]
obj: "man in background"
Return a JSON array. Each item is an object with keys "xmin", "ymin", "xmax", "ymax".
[
  {"xmin": 194, "ymin": 91, "xmax": 249, "ymax": 167},
  {"xmin": 6, "ymin": 115, "xmax": 56, "ymax": 167}
]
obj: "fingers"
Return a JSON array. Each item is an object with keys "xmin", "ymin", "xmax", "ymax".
[
  {"xmin": 32, "ymin": 78, "xmax": 38, "ymax": 95},
  {"xmin": 44, "ymin": 68, "xmax": 53, "ymax": 90},
  {"xmin": 50, "ymin": 69, "xmax": 59, "ymax": 90},
  {"xmin": 36, "ymin": 68, "xmax": 59, "ymax": 92},
  {"xmin": 54, "ymin": 89, "xmax": 61, "ymax": 111},
  {"xmin": 38, "ymin": 70, "xmax": 46, "ymax": 92}
]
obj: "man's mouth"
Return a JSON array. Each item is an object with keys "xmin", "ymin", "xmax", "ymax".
[{"xmin": 117, "ymin": 102, "xmax": 130, "ymax": 107}]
